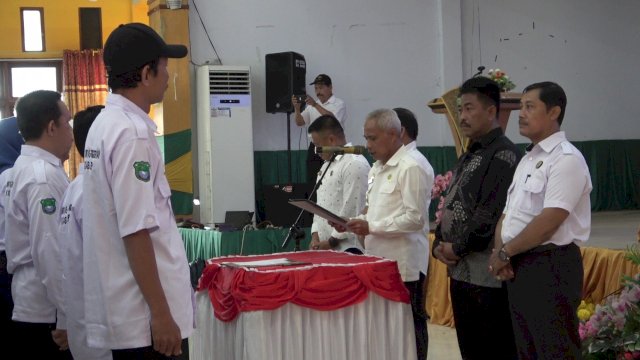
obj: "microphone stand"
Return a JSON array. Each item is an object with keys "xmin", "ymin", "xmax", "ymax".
[
  {"xmin": 281, "ymin": 152, "xmax": 338, "ymax": 251},
  {"xmin": 473, "ymin": 65, "xmax": 486, "ymax": 77}
]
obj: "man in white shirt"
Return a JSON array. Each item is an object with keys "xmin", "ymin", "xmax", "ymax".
[
  {"xmin": 5, "ymin": 90, "xmax": 74, "ymax": 359},
  {"xmin": 82, "ymin": 23, "xmax": 193, "ymax": 359},
  {"xmin": 307, "ymin": 115, "xmax": 370, "ymax": 253},
  {"xmin": 394, "ymin": 108, "xmax": 435, "ymax": 191},
  {"xmin": 0, "ymin": 115, "xmax": 24, "ymax": 350},
  {"xmin": 292, "ymin": 74, "xmax": 347, "ymax": 185},
  {"xmin": 340, "ymin": 109, "xmax": 431, "ymax": 360},
  {"xmin": 58, "ymin": 105, "xmax": 112, "ymax": 360},
  {"xmin": 292, "ymin": 74, "xmax": 346, "ymax": 128},
  {"xmin": 489, "ymin": 82, "xmax": 592, "ymax": 359}
]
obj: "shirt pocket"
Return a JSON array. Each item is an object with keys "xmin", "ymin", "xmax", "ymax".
[
  {"xmin": 378, "ymin": 179, "xmax": 398, "ymax": 196},
  {"xmin": 521, "ymin": 172, "xmax": 545, "ymax": 214}
]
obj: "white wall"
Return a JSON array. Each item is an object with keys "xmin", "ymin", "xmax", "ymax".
[
  {"xmin": 189, "ymin": 0, "xmax": 455, "ymax": 150},
  {"xmin": 189, "ymin": 0, "xmax": 640, "ymax": 150},
  {"xmin": 462, "ymin": 0, "xmax": 640, "ymax": 143}
]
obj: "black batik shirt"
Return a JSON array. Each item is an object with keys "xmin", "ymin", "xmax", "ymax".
[{"xmin": 433, "ymin": 127, "xmax": 522, "ymax": 287}]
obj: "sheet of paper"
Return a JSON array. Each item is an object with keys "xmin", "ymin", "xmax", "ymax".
[
  {"xmin": 221, "ymin": 258, "xmax": 302, "ymax": 268},
  {"xmin": 288, "ymin": 199, "xmax": 348, "ymax": 227}
]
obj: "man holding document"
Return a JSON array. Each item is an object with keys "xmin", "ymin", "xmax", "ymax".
[
  {"xmin": 330, "ymin": 109, "xmax": 432, "ymax": 360},
  {"xmin": 306, "ymin": 115, "xmax": 370, "ymax": 253}
]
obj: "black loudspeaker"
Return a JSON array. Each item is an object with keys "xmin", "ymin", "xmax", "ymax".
[
  {"xmin": 263, "ymin": 183, "xmax": 313, "ymax": 227},
  {"xmin": 265, "ymin": 52, "xmax": 306, "ymax": 113}
]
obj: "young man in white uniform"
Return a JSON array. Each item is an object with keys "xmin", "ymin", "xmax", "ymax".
[
  {"xmin": 5, "ymin": 90, "xmax": 74, "ymax": 359},
  {"xmin": 0, "ymin": 115, "xmax": 24, "ymax": 357},
  {"xmin": 307, "ymin": 115, "xmax": 370, "ymax": 253},
  {"xmin": 58, "ymin": 105, "xmax": 112, "ymax": 360},
  {"xmin": 81, "ymin": 23, "xmax": 194, "ymax": 359}
]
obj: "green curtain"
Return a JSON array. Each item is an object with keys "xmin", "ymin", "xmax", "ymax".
[
  {"xmin": 252, "ymin": 140, "xmax": 640, "ymax": 221},
  {"xmin": 180, "ymin": 227, "xmax": 312, "ymax": 262},
  {"xmin": 573, "ymin": 140, "xmax": 640, "ymax": 210}
]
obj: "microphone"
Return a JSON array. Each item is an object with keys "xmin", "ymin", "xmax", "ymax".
[{"xmin": 315, "ymin": 145, "xmax": 366, "ymax": 155}]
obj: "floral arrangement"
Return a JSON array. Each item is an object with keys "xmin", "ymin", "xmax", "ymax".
[
  {"xmin": 579, "ymin": 245, "xmax": 640, "ymax": 359},
  {"xmin": 485, "ymin": 68, "xmax": 516, "ymax": 92},
  {"xmin": 578, "ymin": 300, "xmax": 597, "ymax": 322},
  {"xmin": 431, "ymin": 171, "xmax": 452, "ymax": 225}
]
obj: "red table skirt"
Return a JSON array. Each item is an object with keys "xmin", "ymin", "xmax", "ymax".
[{"xmin": 198, "ymin": 250, "xmax": 410, "ymax": 322}]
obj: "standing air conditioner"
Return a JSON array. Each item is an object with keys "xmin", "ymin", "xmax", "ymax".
[{"xmin": 196, "ymin": 65, "xmax": 255, "ymax": 226}]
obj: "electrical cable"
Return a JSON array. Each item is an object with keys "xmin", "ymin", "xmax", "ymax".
[{"xmin": 190, "ymin": 0, "xmax": 223, "ymax": 65}]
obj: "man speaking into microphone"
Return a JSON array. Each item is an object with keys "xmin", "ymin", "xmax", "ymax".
[{"xmin": 307, "ymin": 115, "xmax": 370, "ymax": 253}]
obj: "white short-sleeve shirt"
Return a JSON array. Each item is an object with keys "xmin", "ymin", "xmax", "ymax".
[
  {"xmin": 501, "ymin": 131, "xmax": 592, "ymax": 246},
  {"xmin": 0, "ymin": 168, "xmax": 13, "ymax": 252},
  {"xmin": 404, "ymin": 140, "xmax": 435, "ymax": 215},
  {"xmin": 5, "ymin": 145, "xmax": 69, "ymax": 325},
  {"xmin": 301, "ymin": 95, "xmax": 346, "ymax": 127},
  {"xmin": 58, "ymin": 169, "xmax": 112, "ymax": 359},
  {"xmin": 82, "ymin": 93, "xmax": 194, "ymax": 349}
]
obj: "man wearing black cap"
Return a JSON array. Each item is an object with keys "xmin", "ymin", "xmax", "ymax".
[
  {"xmin": 292, "ymin": 74, "xmax": 347, "ymax": 184},
  {"xmin": 81, "ymin": 23, "xmax": 194, "ymax": 359}
]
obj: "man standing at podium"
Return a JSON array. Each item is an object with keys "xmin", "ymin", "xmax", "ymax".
[
  {"xmin": 307, "ymin": 115, "xmax": 369, "ymax": 253},
  {"xmin": 339, "ymin": 109, "xmax": 431, "ymax": 360}
]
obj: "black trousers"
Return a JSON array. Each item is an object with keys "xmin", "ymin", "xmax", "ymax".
[
  {"xmin": 12, "ymin": 321, "xmax": 73, "ymax": 359},
  {"xmin": 404, "ymin": 272, "xmax": 428, "ymax": 360},
  {"xmin": 112, "ymin": 338, "xmax": 189, "ymax": 360},
  {"xmin": 507, "ymin": 243, "xmax": 583, "ymax": 360},
  {"xmin": 450, "ymin": 278, "xmax": 517, "ymax": 360},
  {"xmin": 0, "ymin": 251, "xmax": 16, "ymax": 352}
]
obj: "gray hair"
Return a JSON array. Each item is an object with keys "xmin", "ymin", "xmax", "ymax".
[{"xmin": 365, "ymin": 108, "xmax": 401, "ymax": 134}]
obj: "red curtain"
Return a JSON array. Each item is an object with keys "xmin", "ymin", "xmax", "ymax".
[{"xmin": 62, "ymin": 49, "xmax": 108, "ymax": 178}]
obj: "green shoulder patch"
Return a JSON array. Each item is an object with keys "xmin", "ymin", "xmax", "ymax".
[
  {"xmin": 40, "ymin": 198, "xmax": 56, "ymax": 214},
  {"xmin": 133, "ymin": 161, "xmax": 151, "ymax": 182}
]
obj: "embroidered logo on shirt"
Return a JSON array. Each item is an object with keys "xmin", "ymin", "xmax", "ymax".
[
  {"xmin": 535, "ymin": 161, "xmax": 543, "ymax": 169},
  {"xmin": 387, "ymin": 174, "xmax": 392, "ymax": 180},
  {"xmin": 40, "ymin": 198, "xmax": 57, "ymax": 214},
  {"xmin": 133, "ymin": 161, "xmax": 151, "ymax": 182}
]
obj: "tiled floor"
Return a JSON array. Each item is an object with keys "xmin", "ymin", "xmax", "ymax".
[{"xmin": 426, "ymin": 210, "xmax": 640, "ymax": 359}]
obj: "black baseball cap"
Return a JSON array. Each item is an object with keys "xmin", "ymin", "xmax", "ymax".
[
  {"xmin": 103, "ymin": 23, "xmax": 188, "ymax": 76},
  {"xmin": 309, "ymin": 74, "xmax": 332, "ymax": 86}
]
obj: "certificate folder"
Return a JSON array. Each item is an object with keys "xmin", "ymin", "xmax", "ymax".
[{"xmin": 288, "ymin": 199, "xmax": 348, "ymax": 227}]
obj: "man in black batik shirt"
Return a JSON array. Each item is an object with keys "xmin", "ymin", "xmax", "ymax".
[{"xmin": 432, "ymin": 77, "xmax": 522, "ymax": 360}]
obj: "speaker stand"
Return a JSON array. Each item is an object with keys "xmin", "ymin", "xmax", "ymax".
[{"xmin": 286, "ymin": 111, "xmax": 293, "ymax": 184}]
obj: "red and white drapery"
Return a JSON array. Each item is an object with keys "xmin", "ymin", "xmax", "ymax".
[{"xmin": 62, "ymin": 49, "xmax": 108, "ymax": 178}]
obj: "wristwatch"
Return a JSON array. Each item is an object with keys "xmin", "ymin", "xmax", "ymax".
[{"xmin": 498, "ymin": 245, "xmax": 511, "ymax": 262}]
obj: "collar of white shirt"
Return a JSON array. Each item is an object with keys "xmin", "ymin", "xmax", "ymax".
[
  {"xmin": 320, "ymin": 95, "xmax": 337, "ymax": 106},
  {"xmin": 405, "ymin": 141, "xmax": 417, "ymax": 151},
  {"xmin": 20, "ymin": 144, "xmax": 62, "ymax": 167},
  {"xmin": 106, "ymin": 93, "xmax": 158, "ymax": 133},
  {"xmin": 373, "ymin": 144, "xmax": 408, "ymax": 170},
  {"xmin": 528, "ymin": 131, "xmax": 567, "ymax": 153}
]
